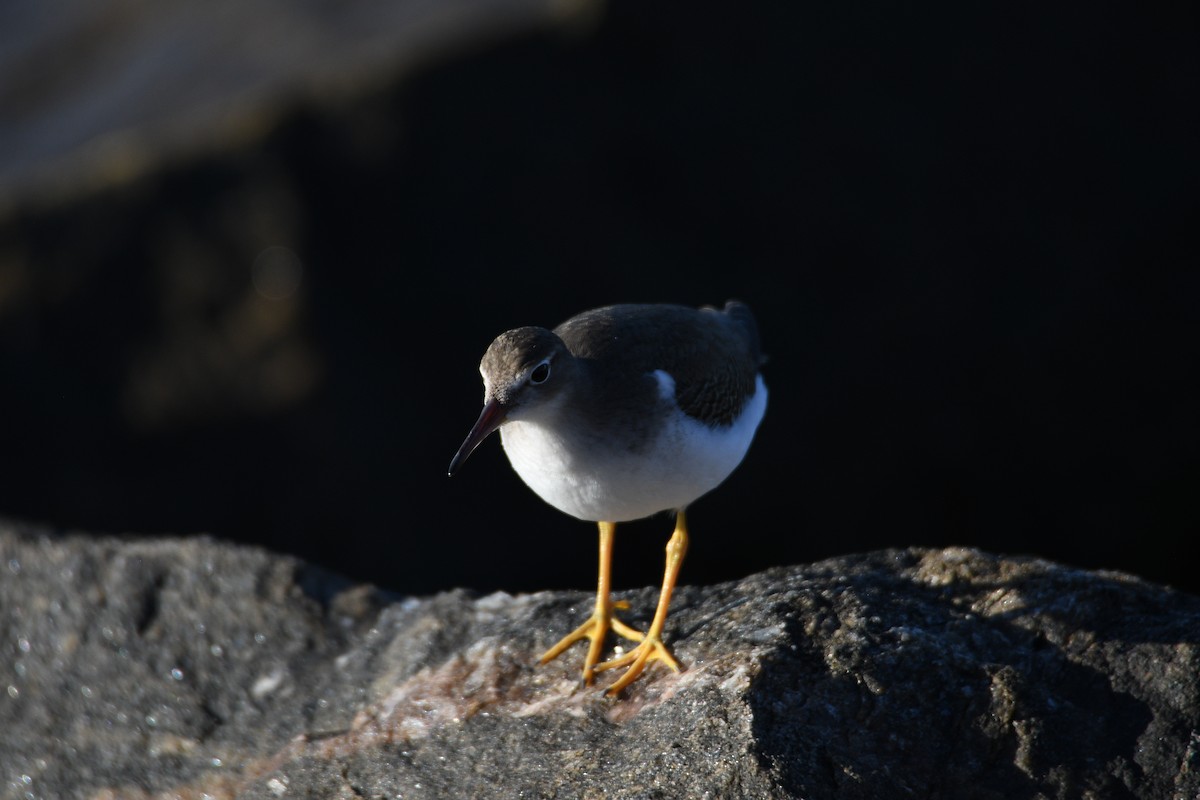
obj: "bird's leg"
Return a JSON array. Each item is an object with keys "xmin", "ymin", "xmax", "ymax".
[
  {"xmin": 595, "ymin": 510, "xmax": 688, "ymax": 695},
  {"xmin": 539, "ymin": 521, "xmax": 644, "ymax": 685}
]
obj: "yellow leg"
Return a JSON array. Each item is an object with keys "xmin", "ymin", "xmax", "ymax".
[
  {"xmin": 595, "ymin": 510, "xmax": 688, "ymax": 695},
  {"xmin": 539, "ymin": 521, "xmax": 643, "ymax": 685}
]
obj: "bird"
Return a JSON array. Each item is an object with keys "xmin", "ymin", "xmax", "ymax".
[{"xmin": 448, "ymin": 301, "xmax": 767, "ymax": 695}]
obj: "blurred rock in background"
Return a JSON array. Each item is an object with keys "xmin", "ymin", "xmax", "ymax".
[{"xmin": 0, "ymin": 0, "xmax": 1197, "ymax": 597}]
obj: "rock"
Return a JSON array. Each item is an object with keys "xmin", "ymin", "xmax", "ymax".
[
  {"xmin": 2, "ymin": 520, "xmax": 1198, "ymax": 799},
  {"xmin": 0, "ymin": 0, "xmax": 589, "ymax": 211}
]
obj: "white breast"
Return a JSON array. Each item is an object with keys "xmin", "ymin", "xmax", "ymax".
[{"xmin": 499, "ymin": 375, "xmax": 767, "ymax": 522}]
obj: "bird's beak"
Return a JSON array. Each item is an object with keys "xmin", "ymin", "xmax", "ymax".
[{"xmin": 447, "ymin": 398, "xmax": 507, "ymax": 476}]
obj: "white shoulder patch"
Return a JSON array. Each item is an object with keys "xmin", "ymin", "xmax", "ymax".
[{"xmin": 651, "ymin": 369, "xmax": 677, "ymax": 403}]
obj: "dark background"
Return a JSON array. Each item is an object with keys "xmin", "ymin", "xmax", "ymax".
[{"xmin": 1, "ymin": 2, "xmax": 1197, "ymax": 598}]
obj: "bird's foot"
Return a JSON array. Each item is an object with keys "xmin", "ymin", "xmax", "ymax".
[
  {"xmin": 594, "ymin": 630, "xmax": 681, "ymax": 696},
  {"xmin": 540, "ymin": 600, "xmax": 644, "ymax": 686}
]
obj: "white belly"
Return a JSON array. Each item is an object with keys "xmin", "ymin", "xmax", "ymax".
[{"xmin": 499, "ymin": 376, "xmax": 767, "ymax": 522}]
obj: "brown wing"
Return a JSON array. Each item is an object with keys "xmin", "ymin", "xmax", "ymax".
[{"xmin": 555, "ymin": 301, "xmax": 762, "ymax": 427}]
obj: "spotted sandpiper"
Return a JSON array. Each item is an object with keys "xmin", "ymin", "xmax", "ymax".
[{"xmin": 448, "ymin": 301, "xmax": 767, "ymax": 695}]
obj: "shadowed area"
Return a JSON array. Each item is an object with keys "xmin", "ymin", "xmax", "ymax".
[{"xmin": 0, "ymin": 0, "xmax": 1197, "ymax": 602}]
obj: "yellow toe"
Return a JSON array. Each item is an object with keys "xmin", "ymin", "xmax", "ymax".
[
  {"xmin": 540, "ymin": 605, "xmax": 644, "ymax": 685},
  {"xmin": 595, "ymin": 634, "xmax": 681, "ymax": 695}
]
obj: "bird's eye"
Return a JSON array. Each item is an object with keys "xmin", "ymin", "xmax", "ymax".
[{"xmin": 530, "ymin": 361, "xmax": 551, "ymax": 385}]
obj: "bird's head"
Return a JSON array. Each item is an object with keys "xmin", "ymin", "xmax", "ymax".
[{"xmin": 448, "ymin": 326, "xmax": 574, "ymax": 475}]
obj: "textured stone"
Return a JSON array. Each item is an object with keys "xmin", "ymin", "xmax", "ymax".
[
  {"xmin": 0, "ymin": 0, "xmax": 587, "ymax": 210},
  {"xmin": 2, "ymin": 520, "xmax": 1198, "ymax": 799}
]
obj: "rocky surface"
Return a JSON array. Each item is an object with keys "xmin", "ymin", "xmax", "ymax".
[
  {"xmin": 0, "ymin": 0, "xmax": 588, "ymax": 211},
  {"xmin": 2, "ymin": 520, "xmax": 1199, "ymax": 799}
]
